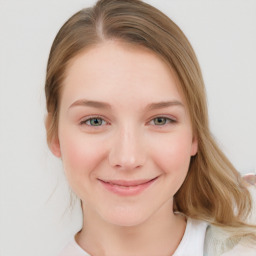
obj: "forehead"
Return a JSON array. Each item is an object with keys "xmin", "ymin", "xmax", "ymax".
[{"xmin": 61, "ymin": 40, "xmax": 185, "ymax": 108}]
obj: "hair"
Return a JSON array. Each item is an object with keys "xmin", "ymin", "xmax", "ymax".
[{"xmin": 45, "ymin": 0, "xmax": 256, "ymax": 238}]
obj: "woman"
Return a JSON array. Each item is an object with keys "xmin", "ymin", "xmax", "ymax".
[{"xmin": 44, "ymin": 0, "xmax": 256, "ymax": 255}]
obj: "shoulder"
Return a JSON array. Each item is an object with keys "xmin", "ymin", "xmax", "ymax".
[
  {"xmin": 204, "ymin": 224, "xmax": 256, "ymax": 256},
  {"xmin": 173, "ymin": 218, "xmax": 208, "ymax": 256},
  {"xmin": 247, "ymin": 184, "xmax": 256, "ymax": 223},
  {"xmin": 58, "ymin": 237, "xmax": 90, "ymax": 256},
  {"xmin": 204, "ymin": 184, "xmax": 256, "ymax": 256}
]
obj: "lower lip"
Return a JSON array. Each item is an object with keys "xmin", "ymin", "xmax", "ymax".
[{"xmin": 99, "ymin": 178, "xmax": 158, "ymax": 196}]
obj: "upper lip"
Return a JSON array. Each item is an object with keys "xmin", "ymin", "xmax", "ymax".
[{"xmin": 98, "ymin": 177, "xmax": 158, "ymax": 186}]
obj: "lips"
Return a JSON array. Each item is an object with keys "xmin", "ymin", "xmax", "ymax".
[
  {"xmin": 98, "ymin": 177, "xmax": 158, "ymax": 196},
  {"xmin": 100, "ymin": 178, "xmax": 157, "ymax": 186}
]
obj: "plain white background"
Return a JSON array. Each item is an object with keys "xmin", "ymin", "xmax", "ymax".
[{"xmin": 0, "ymin": 0, "xmax": 255, "ymax": 255}]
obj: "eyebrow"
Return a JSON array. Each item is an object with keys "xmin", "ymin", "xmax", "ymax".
[
  {"xmin": 69, "ymin": 99, "xmax": 112, "ymax": 110},
  {"xmin": 146, "ymin": 100, "xmax": 184, "ymax": 111},
  {"xmin": 68, "ymin": 99, "xmax": 184, "ymax": 111}
]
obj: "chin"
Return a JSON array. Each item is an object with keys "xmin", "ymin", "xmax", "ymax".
[{"xmin": 101, "ymin": 207, "xmax": 150, "ymax": 227}]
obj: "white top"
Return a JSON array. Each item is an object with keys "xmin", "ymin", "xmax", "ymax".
[
  {"xmin": 58, "ymin": 218, "xmax": 208, "ymax": 256},
  {"xmin": 58, "ymin": 185, "xmax": 256, "ymax": 256}
]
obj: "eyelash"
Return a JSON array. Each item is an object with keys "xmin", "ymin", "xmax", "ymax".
[
  {"xmin": 80, "ymin": 116, "xmax": 108, "ymax": 127},
  {"xmin": 79, "ymin": 115, "xmax": 176, "ymax": 128}
]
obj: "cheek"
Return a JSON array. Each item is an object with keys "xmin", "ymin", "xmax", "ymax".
[
  {"xmin": 150, "ymin": 131, "xmax": 193, "ymax": 174},
  {"xmin": 58, "ymin": 129, "xmax": 106, "ymax": 181}
]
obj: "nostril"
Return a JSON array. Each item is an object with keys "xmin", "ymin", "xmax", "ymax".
[{"xmin": 108, "ymin": 135, "xmax": 146, "ymax": 170}]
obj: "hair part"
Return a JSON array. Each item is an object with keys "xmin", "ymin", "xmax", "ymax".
[{"xmin": 45, "ymin": 0, "xmax": 256, "ymax": 239}]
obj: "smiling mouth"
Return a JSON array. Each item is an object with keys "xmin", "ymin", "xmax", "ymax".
[{"xmin": 98, "ymin": 177, "xmax": 158, "ymax": 196}]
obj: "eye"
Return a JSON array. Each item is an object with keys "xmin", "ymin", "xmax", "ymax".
[
  {"xmin": 150, "ymin": 116, "xmax": 176, "ymax": 126},
  {"xmin": 80, "ymin": 117, "xmax": 107, "ymax": 126}
]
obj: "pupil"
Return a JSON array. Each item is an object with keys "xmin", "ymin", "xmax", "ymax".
[
  {"xmin": 155, "ymin": 117, "xmax": 166, "ymax": 125},
  {"xmin": 91, "ymin": 118, "xmax": 102, "ymax": 126}
]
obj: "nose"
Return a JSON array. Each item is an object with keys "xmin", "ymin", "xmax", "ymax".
[{"xmin": 108, "ymin": 126, "xmax": 146, "ymax": 171}]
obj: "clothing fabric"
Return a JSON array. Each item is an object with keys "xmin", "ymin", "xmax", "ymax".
[
  {"xmin": 58, "ymin": 237, "xmax": 90, "ymax": 256},
  {"xmin": 204, "ymin": 224, "xmax": 256, "ymax": 256},
  {"xmin": 58, "ymin": 218, "xmax": 208, "ymax": 256},
  {"xmin": 203, "ymin": 184, "xmax": 256, "ymax": 256},
  {"xmin": 172, "ymin": 218, "xmax": 208, "ymax": 256},
  {"xmin": 58, "ymin": 218, "xmax": 256, "ymax": 256},
  {"xmin": 58, "ymin": 186, "xmax": 256, "ymax": 256}
]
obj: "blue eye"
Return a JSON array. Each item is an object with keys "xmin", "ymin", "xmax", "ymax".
[
  {"xmin": 80, "ymin": 116, "xmax": 175, "ymax": 127},
  {"xmin": 81, "ymin": 117, "xmax": 106, "ymax": 126},
  {"xmin": 151, "ymin": 117, "xmax": 175, "ymax": 126}
]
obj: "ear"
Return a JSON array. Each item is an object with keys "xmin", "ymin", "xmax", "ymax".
[
  {"xmin": 50, "ymin": 137, "xmax": 62, "ymax": 158},
  {"xmin": 45, "ymin": 114, "xmax": 61, "ymax": 158},
  {"xmin": 191, "ymin": 135, "xmax": 198, "ymax": 156}
]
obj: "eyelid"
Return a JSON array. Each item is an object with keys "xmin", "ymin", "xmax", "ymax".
[
  {"xmin": 78, "ymin": 114, "xmax": 177, "ymax": 127},
  {"xmin": 148, "ymin": 115, "xmax": 177, "ymax": 125},
  {"xmin": 79, "ymin": 115, "xmax": 109, "ymax": 126}
]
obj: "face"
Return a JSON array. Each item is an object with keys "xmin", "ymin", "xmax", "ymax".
[{"xmin": 51, "ymin": 41, "xmax": 197, "ymax": 227}]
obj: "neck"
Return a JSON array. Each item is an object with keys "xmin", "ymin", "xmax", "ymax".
[{"xmin": 76, "ymin": 200, "xmax": 186, "ymax": 256}]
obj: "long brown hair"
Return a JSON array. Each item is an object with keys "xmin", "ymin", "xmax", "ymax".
[{"xmin": 45, "ymin": 0, "xmax": 255, "ymax": 237}]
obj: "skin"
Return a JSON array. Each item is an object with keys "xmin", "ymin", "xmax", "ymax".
[{"xmin": 50, "ymin": 40, "xmax": 198, "ymax": 256}]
